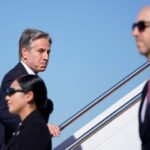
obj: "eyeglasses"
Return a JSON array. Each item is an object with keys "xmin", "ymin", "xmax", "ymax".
[
  {"xmin": 132, "ymin": 21, "xmax": 150, "ymax": 32},
  {"xmin": 6, "ymin": 87, "xmax": 24, "ymax": 96}
]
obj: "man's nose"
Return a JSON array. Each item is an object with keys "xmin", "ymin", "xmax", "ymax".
[
  {"xmin": 43, "ymin": 52, "xmax": 49, "ymax": 60},
  {"xmin": 5, "ymin": 95, "xmax": 9, "ymax": 101},
  {"xmin": 132, "ymin": 27, "xmax": 140, "ymax": 37}
]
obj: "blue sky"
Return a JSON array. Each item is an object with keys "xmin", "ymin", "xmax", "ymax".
[{"xmin": 1, "ymin": 0, "xmax": 150, "ymax": 147}]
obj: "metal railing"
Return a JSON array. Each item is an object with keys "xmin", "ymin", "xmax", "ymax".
[
  {"xmin": 65, "ymin": 92, "xmax": 142, "ymax": 150},
  {"xmin": 59, "ymin": 61, "xmax": 150, "ymax": 131}
]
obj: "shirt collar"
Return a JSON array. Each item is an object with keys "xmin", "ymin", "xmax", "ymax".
[{"xmin": 20, "ymin": 61, "xmax": 36, "ymax": 75}]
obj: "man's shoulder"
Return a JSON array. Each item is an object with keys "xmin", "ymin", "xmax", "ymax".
[
  {"xmin": 1, "ymin": 62, "xmax": 27, "ymax": 89},
  {"xmin": 5, "ymin": 62, "xmax": 25, "ymax": 75}
]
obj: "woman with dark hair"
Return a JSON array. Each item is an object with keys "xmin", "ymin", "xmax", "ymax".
[{"xmin": 5, "ymin": 75, "xmax": 52, "ymax": 150}]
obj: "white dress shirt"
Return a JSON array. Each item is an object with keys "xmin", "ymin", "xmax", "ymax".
[{"xmin": 20, "ymin": 61, "xmax": 36, "ymax": 75}]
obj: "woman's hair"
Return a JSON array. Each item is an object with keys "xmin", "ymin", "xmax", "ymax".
[{"xmin": 16, "ymin": 74, "xmax": 53, "ymax": 122}]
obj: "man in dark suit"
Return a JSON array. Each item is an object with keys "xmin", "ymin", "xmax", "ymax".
[
  {"xmin": 132, "ymin": 6, "xmax": 150, "ymax": 150},
  {"xmin": 0, "ymin": 28, "xmax": 60, "ymax": 149}
]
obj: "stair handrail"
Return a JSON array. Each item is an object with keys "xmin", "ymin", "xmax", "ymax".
[
  {"xmin": 59, "ymin": 61, "xmax": 150, "ymax": 131},
  {"xmin": 65, "ymin": 92, "xmax": 142, "ymax": 150}
]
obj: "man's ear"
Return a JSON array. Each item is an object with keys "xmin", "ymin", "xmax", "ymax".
[
  {"xmin": 25, "ymin": 91, "xmax": 34, "ymax": 103},
  {"xmin": 21, "ymin": 48, "xmax": 29, "ymax": 60}
]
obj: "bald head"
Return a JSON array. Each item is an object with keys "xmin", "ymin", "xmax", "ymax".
[
  {"xmin": 137, "ymin": 6, "xmax": 150, "ymax": 22},
  {"xmin": 132, "ymin": 6, "xmax": 150, "ymax": 59}
]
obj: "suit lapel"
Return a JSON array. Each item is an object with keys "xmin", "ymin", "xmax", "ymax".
[
  {"xmin": 15, "ymin": 62, "xmax": 28, "ymax": 75},
  {"xmin": 139, "ymin": 82, "xmax": 148, "ymax": 121},
  {"xmin": 139, "ymin": 81, "xmax": 148, "ymax": 138},
  {"xmin": 139, "ymin": 81, "xmax": 150, "ymax": 138}
]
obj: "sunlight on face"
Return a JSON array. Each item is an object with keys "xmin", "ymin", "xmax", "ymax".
[
  {"xmin": 132, "ymin": 7, "xmax": 150, "ymax": 57},
  {"xmin": 22, "ymin": 38, "xmax": 51, "ymax": 73},
  {"xmin": 6, "ymin": 80, "xmax": 27, "ymax": 114}
]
